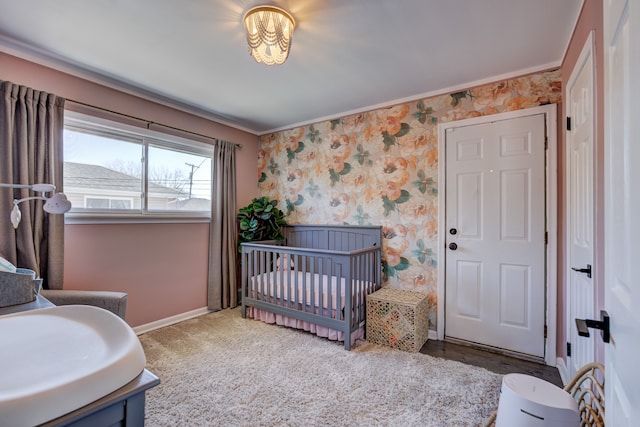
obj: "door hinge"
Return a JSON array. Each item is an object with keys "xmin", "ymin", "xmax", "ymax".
[
  {"xmin": 544, "ymin": 136, "xmax": 548, "ymax": 150},
  {"xmin": 566, "ymin": 342, "xmax": 572, "ymax": 357},
  {"xmin": 544, "ymin": 324, "xmax": 548, "ymax": 339},
  {"xmin": 566, "ymin": 116, "xmax": 572, "ymax": 131},
  {"xmin": 545, "ymin": 231, "xmax": 548, "ymax": 245}
]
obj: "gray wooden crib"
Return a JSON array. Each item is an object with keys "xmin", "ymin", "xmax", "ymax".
[{"xmin": 240, "ymin": 224, "xmax": 382, "ymax": 350}]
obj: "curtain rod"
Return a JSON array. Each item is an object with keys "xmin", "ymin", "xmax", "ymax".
[{"xmin": 66, "ymin": 99, "xmax": 242, "ymax": 149}]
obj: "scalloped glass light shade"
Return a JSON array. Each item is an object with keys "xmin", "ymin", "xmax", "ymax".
[{"xmin": 243, "ymin": 6, "xmax": 295, "ymax": 65}]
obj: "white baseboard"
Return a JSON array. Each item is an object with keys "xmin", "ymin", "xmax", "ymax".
[
  {"xmin": 133, "ymin": 307, "xmax": 211, "ymax": 335},
  {"xmin": 556, "ymin": 356, "xmax": 569, "ymax": 386},
  {"xmin": 428, "ymin": 330, "xmax": 438, "ymax": 341}
]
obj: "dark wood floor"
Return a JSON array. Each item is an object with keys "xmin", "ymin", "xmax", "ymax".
[{"xmin": 420, "ymin": 340, "xmax": 563, "ymax": 387}]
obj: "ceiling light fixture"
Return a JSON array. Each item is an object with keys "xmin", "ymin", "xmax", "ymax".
[{"xmin": 243, "ymin": 5, "xmax": 295, "ymax": 65}]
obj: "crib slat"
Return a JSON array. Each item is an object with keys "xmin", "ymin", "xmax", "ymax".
[
  {"xmin": 277, "ymin": 252, "xmax": 283, "ymax": 308},
  {"xmin": 318, "ymin": 256, "xmax": 324, "ymax": 316},
  {"xmin": 336, "ymin": 259, "xmax": 342, "ymax": 321},
  {"xmin": 310, "ymin": 256, "xmax": 315, "ymax": 315},
  {"xmin": 261, "ymin": 250, "xmax": 267, "ymax": 303}
]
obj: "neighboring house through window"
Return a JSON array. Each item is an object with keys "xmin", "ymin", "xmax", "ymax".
[
  {"xmin": 63, "ymin": 111, "xmax": 212, "ymax": 219},
  {"xmin": 85, "ymin": 196, "xmax": 133, "ymax": 210}
]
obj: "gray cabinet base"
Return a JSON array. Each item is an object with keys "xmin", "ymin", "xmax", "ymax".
[{"xmin": 39, "ymin": 369, "xmax": 160, "ymax": 426}]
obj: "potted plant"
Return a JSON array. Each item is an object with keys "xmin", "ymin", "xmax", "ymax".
[
  {"xmin": 236, "ymin": 197, "xmax": 286, "ymax": 302},
  {"xmin": 237, "ymin": 196, "xmax": 286, "ymax": 250}
]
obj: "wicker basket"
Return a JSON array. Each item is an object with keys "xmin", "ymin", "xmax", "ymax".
[{"xmin": 366, "ymin": 287, "xmax": 429, "ymax": 352}]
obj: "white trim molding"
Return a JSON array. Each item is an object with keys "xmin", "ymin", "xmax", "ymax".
[
  {"xmin": 133, "ymin": 307, "xmax": 212, "ymax": 335},
  {"xmin": 556, "ymin": 356, "xmax": 570, "ymax": 386}
]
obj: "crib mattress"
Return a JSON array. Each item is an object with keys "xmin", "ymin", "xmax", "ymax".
[{"xmin": 249, "ymin": 271, "xmax": 366, "ymax": 310}]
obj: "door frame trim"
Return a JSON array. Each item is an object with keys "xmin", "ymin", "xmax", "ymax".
[{"xmin": 437, "ymin": 104, "xmax": 558, "ymax": 366}]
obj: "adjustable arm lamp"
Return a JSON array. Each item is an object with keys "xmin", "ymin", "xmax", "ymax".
[{"xmin": 0, "ymin": 183, "xmax": 72, "ymax": 229}]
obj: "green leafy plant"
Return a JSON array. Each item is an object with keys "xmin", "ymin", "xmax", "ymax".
[{"xmin": 237, "ymin": 197, "xmax": 286, "ymax": 251}]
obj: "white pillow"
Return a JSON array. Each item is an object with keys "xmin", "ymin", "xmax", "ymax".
[{"xmin": 0, "ymin": 255, "xmax": 17, "ymax": 273}]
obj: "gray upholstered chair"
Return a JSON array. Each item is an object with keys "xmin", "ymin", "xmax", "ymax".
[
  {"xmin": 0, "ymin": 267, "xmax": 128, "ymax": 320},
  {"xmin": 1, "ymin": 257, "xmax": 128, "ymax": 320},
  {"xmin": 40, "ymin": 289, "xmax": 128, "ymax": 320}
]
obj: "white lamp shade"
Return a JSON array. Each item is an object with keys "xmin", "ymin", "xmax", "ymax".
[
  {"xmin": 30, "ymin": 183, "xmax": 56, "ymax": 193},
  {"xmin": 43, "ymin": 193, "xmax": 72, "ymax": 214}
]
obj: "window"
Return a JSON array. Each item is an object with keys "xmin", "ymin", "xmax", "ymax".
[
  {"xmin": 64, "ymin": 111, "xmax": 212, "ymax": 220},
  {"xmin": 85, "ymin": 196, "xmax": 133, "ymax": 209}
]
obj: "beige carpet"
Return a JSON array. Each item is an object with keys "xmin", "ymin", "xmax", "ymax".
[{"xmin": 139, "ymin": 308, "xmax": 501, "ymax": 427}]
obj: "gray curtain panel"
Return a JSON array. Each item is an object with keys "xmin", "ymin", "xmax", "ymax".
[
  {"xmin": 207, "ymin": 139, "xmax": 238, "ymax": 310},
  {"xmin": 0, "ymin": 81, "xmax": 66, "ymax": 289}
]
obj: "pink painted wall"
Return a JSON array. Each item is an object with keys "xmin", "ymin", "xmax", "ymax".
[
  {"xmin": 64, "ymin": 223, "xmax": 210, "ymax": 326},
  {"xmin": 0, "ymin": 51, "xmax": 260, "ymax": 327},
  {"xmin": 558, "ymin": 0, "xmax": 604, "ymax": 363}
]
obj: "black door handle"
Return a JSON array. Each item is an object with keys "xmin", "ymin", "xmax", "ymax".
[
  {"xmin": 571, "ymin": 264, "xmax": 592, "ymax": 278},
  {"xmin": 575, "ymin": 310, "xmax": 610, "ymax": 343},
  {"xmin": 448, "ymin": 242, "xmax": 457, "ymax": 250}
]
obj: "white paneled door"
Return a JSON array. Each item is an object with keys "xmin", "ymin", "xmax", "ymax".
[
  {"xmin": 445, "ymin": 114, "xmax": 546, "ymax": 358},
  {"xmin": 566, "ymin": 31, "xmax": 596, "ymax": 379},
  {"xmin": 604, "ymin": 0, "xmax": 640, "ymax": 424}
]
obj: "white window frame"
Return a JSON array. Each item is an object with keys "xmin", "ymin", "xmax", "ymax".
[{"xmin": 64, "ymin": 111, "xmax": 213, "ymax": 224}]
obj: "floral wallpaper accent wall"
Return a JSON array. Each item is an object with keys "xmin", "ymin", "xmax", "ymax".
[{"xmin": 257, "ymin": 69, "xmax": 561, "ymax": 329}]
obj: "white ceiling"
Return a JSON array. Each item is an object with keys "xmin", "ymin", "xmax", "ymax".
[{"xmin": 0, "ymin": 0, "xmax": 582, "ymax": 135}]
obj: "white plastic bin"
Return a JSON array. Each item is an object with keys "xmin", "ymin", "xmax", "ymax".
[{"xmin": 495, "ymin": 373, "xmax": 579, "ymax": 427}]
